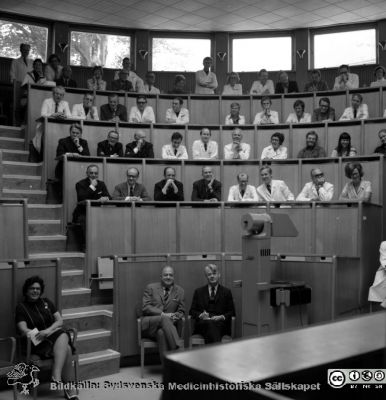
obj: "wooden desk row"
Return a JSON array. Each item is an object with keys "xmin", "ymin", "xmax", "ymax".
[{"xmin": 28, "ymin": 84, "xmax": 386, "ymax": 146}]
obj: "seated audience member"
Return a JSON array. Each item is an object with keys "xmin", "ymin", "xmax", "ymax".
[
  {"xmin": 71, "ymin": 92, "xmax": 99, "ymax": 120},
  {"xmin": 168, "ymin": 74, "xmax": 188, "ymax": 94},
  {"xmin": 253, "ymin": 96, "xmax": 279, "ymax": 125},
  {"xmin": 125, "ymin": 130, "xmax": 154, "ymax": 158},
  {"xmin": 192, "ymin": 127, "xmax": 218, "ymax": 160},
  {"xmin": 10, "ymin": 43, "xmax": 33, "ymax": 83},
  {"xmin": 129, "ymin": 95, "xmax": 155, "ymax": 123},
  {"xmin": 368, "ymin": 241, "xmax": 386, "ymax": 308},
  {"xmin": 141, "ymin": 266, "xmax": 185, "ymax": 356},
  {"xmin": 261, "ymin": 132, "xmax": 287, "ymax": 160},
  {"xmin": 44, "ymin": 53, "xmax": 63, "ymax": 81},
  {"xmin": 312, "ymin": 97, "xmax": 335, "ymax": 122},
  {"xmin": 73, "ymin": 164, "xmax": 111, "ymax": 248},
  {"xmin": 190, "ymin": 264, "xmax": 235, "ymax": 343},
  {"xmin": 370, "ymin": 66, "xmax": 386, "ymax": 87},
  {"xmin": 222, "ymin": 72, "xmax": 242, "ymax": 95},
  {"xmin": 297, "ymin": 131, "xmax": 327, "ymax": 159},
  {"xmin": 374, "ymin": 129, "xmax": 386, "ymax": 155},
  {"xmin": 224, "ymin": 128, "xmax": 250, "ymax": 160},
  {"xmin": 112, "ymin": 167, "xmax": 151, "ymax": 201},
  {"xmin": 114, "ymin": 57, "xmax": 144, "ymax": 92},
  {"xmin": 286, "ymin": 99, "xmax": 311, "ymax": 123},
  {"xmin": 41, "ymin": 86, "xmax": 71, "ymax": 119},
  {"xmin": 339, "ymin": 162, "xmax": 371, "ymax": 202},
  {"xmin": 154, "ymin": 167, "xmax": 184, "ymax": 201},
  {"xmin": 16, "ymin": 276, "xmax": 79, "ymax": 400},
  {"xmin": 22, "ymin": 58, "xmax": 47, "ymax": 86},
  {"xmin": 55, "ymin": 122, "xmax": 90, "ymax": 179},
  {"xmin": 339, "ymin": 93, "xmax": 369, "ymax": 120},
  {"xmin": 111, "ymin": 70, "xmax": 134, "ymax": 92},
  {"xmin": 87, "ymin": 66, "xmax": 106, "ymax": 91},
  {"xmin": 250, "ymin": 69, "xmax": 274, "ymax": 95},
  {"xmin": 333, "ymin": 64, "xmax": 359, "ymax": 90},
  {"xmin": 225, "ymin": 102, "xmax": 245, "ymax": 125},
  {"xmin": 228, "ymin": 173, "xmax": 258, "ymax": 201},
  {"xmin": 195, "ymin": 57, "xmax": 218, "ymax": 94},
  {"xmin": 331, "ymin": 132, "xmax": 357, "ymax": 157},
  {"xmin": 256, "ymin": 166, "xmax": 294, "ymax": 202},
  {"xmin": 162, "ymin": 131, "xmax": 188, "ymax": 159},
  {"xmin": 191, "ymin": 166, "xmax": 221, "ymax": 202},
  {"xmin": 304, "ymin": 69, "xmax": 328, "ymax": 92},
  {"xmin": 100, "ymin": 93, "xmax": 127, "ymax": 122},
  {"xmin": 275, "ymin": 71, "xmax": 299, "ymax": 94},
  {"xmin": 296, "ymin": 168, "xmax": 334, "ymax": 201},
  {"xmin": 165, "ymin": 97, "xmax": 189, "ymax": 124},
  {"xmin": 142, "ymin": 71, "xmax": 160, "ymax": 94},
  {"xmin": 55, "ymin": 66, "xmax": 77, "ymax": 88},
  {"xmin": 97, "ymin": 130, "xmax": 123, "ymax": 158}
]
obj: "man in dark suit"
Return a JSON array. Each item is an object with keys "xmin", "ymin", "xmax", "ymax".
[
  {"xmin": 191, "ymin": 166, "xmax": 221, "ymax": 201},
  {"xmin": 110, "ymin": 70, "xmax": 133, "ymax": 92},
  {"xmin": 55, "ymin": 66, "xmax": 77, "ymax": 88},
  {"xmin": 154, "ymin": 167, "xmax": 184, "ymax": 201},
  {"xmin": 275, "ymin": 70, "xmax": 299, "ymax": 94},
  {"xmin": 100, "ymin": 93, "xmax": 127, "ymax": 122},
  {"xmin": 97, "ymin": 130, "xmax": 123, "ymax": 157},
  {"xmin": 125, "ymin": 130, "xmax": 154, "ymax": 158},
  {"xmin": 190, "ymin": 264, "xmax": 235, "ymax": 343},
  {"xmin": 112, "ymin": 167, "xmax": 151, "ymax": 201},
  {"xmin": 142, "ymin": 266, "xmax": 185, "ymax": 355}
]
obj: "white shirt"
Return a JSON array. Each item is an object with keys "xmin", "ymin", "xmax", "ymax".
[
  {"xmin": 129, "ymin": 106, "xmax": 155, "ymax": 123},
  {"xmin": 162, "ymin": 144, "xmax": 188, "ymax": 160},
  {"xmin": 339, "ymin": 104, "xmax": 369, "ymax": 120},
  {"xmin": 296, "ymin": 182, "xmax": 334, "ymax": 201},
  {"xmin": 260, "ymin": 145, "xmax": 287, "ymax": 160},
  {"xmin": 286, "ymin": 113, "xmax": 311, "ymax": 124},
  {"xmin": 333, "ymin": 73, "xmax": 359, "ymax": 90},
  {"xmin": 71, "ymin": 104, "xmax": 99, "ymax": 120},
  {"xmin": 41, "ymin": 98, "xmax": 71, "ymax": 118},
  {"xmin": 253, "ymin": 110, "xmax": 279, "ymax": 125},
  {"xmin": 222, "ymin": 84, "xmax": 243, "ymax": 95},
  {"xmin": 165, "ymin": 107, "xmax": 189, "ymax": 124},
  {"xmin": 224, "ymin": 142, "xmax": 250, "ymax": 160},
  {"xmin": 256, "ymin": 180, "xmax": 294, "ymax": 202},
  {"xmin": 370, "ymin": 78, "xmax": 386, "ymax": 88},
  {"xmin": 228, "ymin": 185, "xmax": 258, "ymax": 201},
  {"xmin": 141, "ymin": 84, "xmax": 160, "ymax": 94},
  {"xmin": 195, "ymin": 70, "xmax": 218, "ymax": 94},
  {"xmin": 225, "ymin": 115, "xmax": 245, "ymax": 125},
  {"xmin": 249, "ymin": 80, "xmax": 275, "ymax": 95},
  {"xmin": 10, "ymin": 57, "xmax": 33, "ymax": 83},
  {"xmin": 192, "ymin": 140, "xmax": 218, "ymax": 160}
]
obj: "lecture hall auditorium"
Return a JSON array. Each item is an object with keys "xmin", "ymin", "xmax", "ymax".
[{"xmin": 0, "ymin": 1, "xmax": 386, "ymax": 399}]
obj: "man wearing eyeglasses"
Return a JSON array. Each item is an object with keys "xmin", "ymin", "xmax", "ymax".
[
  {"xmin": 112, "ymin": 167, "xmax": 151, "ymax": 201},
  {"xmin": 72, "ymin": 92, "xmax": 99, "ymax": 120},
  {"xmin": 296, "ymin": 168, "xmax": 334, "ymax": 201},
  {"xmin": 125, "ymin": 130, "xmax": 154, "ymax": 158},
  {"xmin": 97, "ymin": 130, "xmax": 123, "ymax": 158},
  {"xmin": 129, "ymin": 95, "xmax": 155, "ymax": 123},
  {"xmin": 165, "ymin": 97, "xmax": 189, "ymax": 124}
]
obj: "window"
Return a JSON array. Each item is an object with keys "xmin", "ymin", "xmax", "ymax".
[
  {"xmin": 70, "ymin": 31, "xmax": 131, "ymax": 68},
  {"xmin": 232, "ymin": 37, "xmax": 292, "ymax": 72},
  {"xmin": 0, "ymin": 19, "xmax": 48, "ymax": 60},
  {"xmin": 313, "ymin": 28, "xmax": 376, "ymax": 69},
  {"xmin": 152, "ymin": 38, "xmax": 211, "ymax": 71}
]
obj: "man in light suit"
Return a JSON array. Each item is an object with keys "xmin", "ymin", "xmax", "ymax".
[
  {"xmin": 190, "ymin": 264, "xmax": 235, "ymax": 343},
  {"xmin": 296, "ymin": 168, "xmax": 334, "ymax": 201},
  {"xmin": 192, "ymin": 127, "xmax": 218, "ymax": 160},
  {"xmin": 71, "ymin": 92, "xmax": 99, "ymax": 120},
  {"xmin": 112, "ymin": 167, "xmax": 151, "ymax": 201},
  {"xmin": 227, "ymin": 173, "xmax": 258, "ymax": 202},
  {"xmin": 142, "ymin": 266, "xmax": 185, "ymax": 355},
  {"xmin": 256, "ymin": 166, "xmax": 294, "ymax": 202}
]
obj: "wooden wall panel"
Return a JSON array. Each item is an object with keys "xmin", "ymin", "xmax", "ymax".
[
  {"xmin": 190, "ymin": 96, "xmax": 220, "ymax": 125},
  {"xmin": 0, "ymin": 203, "xmax": 25, "ymax": 259}
]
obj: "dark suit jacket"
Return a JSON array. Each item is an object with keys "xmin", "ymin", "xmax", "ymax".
[
  {"xmin": 141, "ymin": 282, "xmax": 185, "ymax": 331},
  {"xmin": 112, "ymin": 181, "xmax": 151, "ymax": 200},
  {"xmin": 100, "ymin": 104, "xmax": 128, "ymax": 122},
  {"xmin": 154, "ymin": 179, "xmax": 184, "ymax": 201},
  {"xmin": 191, "ymin": 179, "xmax": 221, "ymax": 201},
  {"xmin": 275, "ymin": 80, "xmax": 299, "ymax": 93},
  {"xmin": 97, "ymin": 140, "xmax": 123, "ymax": 157},
  {"xmin": 125, "ymin": 141, "xmax": 154, "ymax": 158},
  {"xmin": 55, "ymin": 77, "xmax": 77, "ymax": 88},
  {"xmin": 110, "ymin": 79, "xmax": 133, "ymax": 92}
]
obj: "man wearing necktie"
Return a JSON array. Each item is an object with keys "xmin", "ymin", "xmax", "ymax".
[
  {"xmin": 100, "ymin": 93, "xmax": 128, "ymax": 122},
  {"xmin": 161, "ymin": 131, "xmax": 188, "ymax": 159},
  {"xmin": 227, "ymin": 173, "xmax": 258, "ymax": 202},
  {"xmin": 256, "ymin": 166, "xmax": 294, "ymax": 202},
  {"xmin": 154, "ymin": 167, "xmax": 184, "ymax": 201},
  {"xmin": 191, "ymin": 166, "xmax": 222, "ymax": 202},
  {"xmin": 141, "ymin": 266, "xmax": 185, "ymax": 356},
  {"xmin": 339, "ymin": 93, "xmax": 369, "ymax": 121},
  {"xmin": 97, "ymin": 130, "xmax": 123, "ymax": 157},
  {"xmin": 112, "ymin": 167, "xmax": 151, "ymax": 201},
  {"xmin": 192, "ymin": 128, "xmax": 219, "ymax": 160},
  {"xmin": 190, "ymin": 264, "xmax": 235, "ymax": 343}
]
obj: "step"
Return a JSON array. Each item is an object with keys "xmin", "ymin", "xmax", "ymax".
[
  {"xmin": 29, "ymin": 252, "xmax": 84, "ymax": 270},
  {"xmin": 78, "ymin": 349, "xmax": 120, "ymax": 380},
  {"xmin": 77, "ymin": 328, "xmax": 112, "ymax": 354},
  {"xmin": 62, "ymin": 269, "xmax": 84, "ymax": 289},
  {"xmin": 28, "ymin": 219, "xmax": 62, "ymax": 235},
  {"xmin": 0, "ymin": 125, "xmax": 25, "ymax": 139},
  {"xmin": 2, "ymin": 161, "xmax": 42, "ymax": 176},
  {"xmin": 63, "ymin": 305, "xmax": 113, "ymax": 332},
  {"xmin": 0, "ymin": 136, "xmax": 25, "ymax": 150},
  {"xmin": 1, "ymin": 149, "xmax": 29, "ymax": 162},
  {"xmin": 62, "ymin": 287, "xmax": 91, "ymax": 308},
  {"xmin": 28, "ymin": 234, "xmax": 67, "ymax": 253},
  {"xmin": 27, "ymin": 204, "xmax": 63, "ymax": 219},
  {"xmin": 2, "ymin": 188, "xmax": 46, "ymax": 203},
  {"xmin": 3, "ymin": 174, "xmax": 42, "ymax": 190}
]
